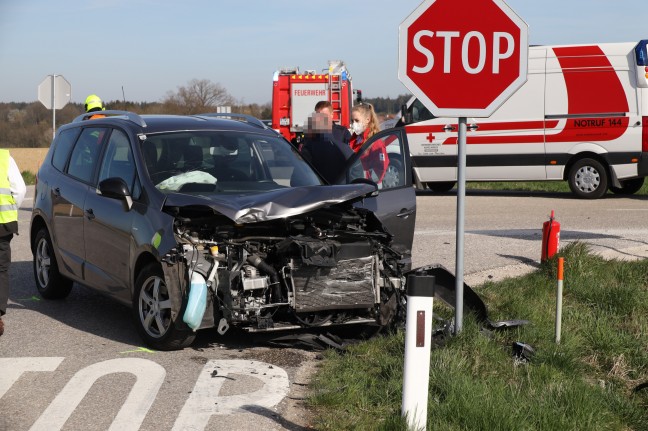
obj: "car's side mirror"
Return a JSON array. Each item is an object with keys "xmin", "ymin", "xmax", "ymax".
[
  {"xmin": 401, "ymin": 104, "xmax": 412, "ymax": 125},
  {"xmin": 98, "ymin": 177, "xmax": 133, "ymax": 210},
  {"xmin": 350, "ymin": 177, "xmax": 379, "ymax": 197}
]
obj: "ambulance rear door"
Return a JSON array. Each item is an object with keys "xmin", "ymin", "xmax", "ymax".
[{"xmin": 545, "ymin": 42, "xmax": 641, "ymax": 182}]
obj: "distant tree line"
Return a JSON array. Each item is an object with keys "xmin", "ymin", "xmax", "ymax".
[
  {"xmin": 0, "ymin": 78, "xmax": 410, "ymax": 148},
  {"xmin": 361, "ymin": 94, "xmax": 411, "ymax": 118}
]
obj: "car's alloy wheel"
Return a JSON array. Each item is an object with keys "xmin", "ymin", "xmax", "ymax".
[
  {"xmin": 33, "ymin": 228, "xmax": 73, "ymax": 299},
  {"xmin": 137, "ymin": 273, "xmax": 173, "ymax": 339},
  {"xmin": 132, "ymin": 263, "xmax": 195, "ymax": 350}
]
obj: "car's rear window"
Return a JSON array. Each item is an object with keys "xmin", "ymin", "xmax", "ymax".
[
  {"xmin": 51, "ymin": 128, "xmax": 80, "ymax": 172},
  {"xmin": 141, "ymin": 131, "xmax": 322, "ymax": 194}
]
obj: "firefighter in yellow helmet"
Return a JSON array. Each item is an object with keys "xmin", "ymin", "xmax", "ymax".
[
  {"xmin": 0, "ymin": 149, "xmax": 26, "ymax": 336},
  {"xmin": 85, "ymin": 94, "xmax": 106, "ymax": 119}
]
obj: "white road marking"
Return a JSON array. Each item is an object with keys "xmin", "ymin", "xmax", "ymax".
[
  {"xmin": 0, "ymin": 357, "xmax": 64, "ymax": 399},
  {"xmin": 29, "ymin": 358, "xmax": 165, "ymax": 431},
  {"xmin": 172, "ymin": 359, "xmax": 290, "ymax": 430}
]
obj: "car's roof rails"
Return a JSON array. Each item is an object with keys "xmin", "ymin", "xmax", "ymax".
[
  {"xmin": 72, "ymin": 110, "xmax": 147, "ymax": 127},
  {"xmin": 195, "ymin": 113, "xmax": 267, "ymax": 129}
]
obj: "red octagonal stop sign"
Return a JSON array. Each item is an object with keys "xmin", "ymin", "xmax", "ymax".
[{"xmin": 398, "ymin": 0, "xmax": 528, "ymax": 118}]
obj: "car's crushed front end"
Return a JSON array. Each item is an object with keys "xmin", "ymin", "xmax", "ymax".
[{"xmin": 160, "ymin": 184, "xmax": 407, "ymax": 335}]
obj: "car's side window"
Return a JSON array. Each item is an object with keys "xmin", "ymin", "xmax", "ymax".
[
  {"xmin": 66, "ymin": 128, "xmax": 107, "ymax": 184},
  {"xmin": 347, "ymin": 131, "xmax": 406, "ymax": 190},
  {"xmin": 51, "ymin": 128, "xmax": 80, "ymax": 172},
  {"xmin": 98, "ymin": 129, "xmax": 137, "ymax": 195}
]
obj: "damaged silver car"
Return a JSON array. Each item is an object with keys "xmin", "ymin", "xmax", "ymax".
[{"xmin": 30, "ymin": 111, "xmax": 416, "ymax": 350}]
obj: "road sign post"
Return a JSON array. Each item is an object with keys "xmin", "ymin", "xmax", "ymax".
[
  {"xmin": 38, "ymin": 75, "xmax": 71, "ymax": 139},
  {"xmin": 397, "ymin": 1, "xmax": 528, "ymax": 424},
  {"xmin": 399, "ymin": 0, "xmax": 528, "ymax": 335}
]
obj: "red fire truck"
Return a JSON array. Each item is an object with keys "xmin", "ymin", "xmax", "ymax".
[{"xmin": 271, "ymin": 60, "xmax": 359, "ymax": 144}]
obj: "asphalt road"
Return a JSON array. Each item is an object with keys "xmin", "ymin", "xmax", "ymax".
[
  {"xmin": 2, "ymin": 186, "xmax": 648, "ymax": 430},
  {"xmin": 412, "ymin": 188, "xmax": 648, "ymax": 283}
]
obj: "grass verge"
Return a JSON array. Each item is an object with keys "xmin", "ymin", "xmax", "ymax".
[
  {"xmin": 21, "ymin": 170, "xmax": 36, "ymax": 185},
  {"xmin": 463, "ymin": 180, "xmax": 648, "ymax": 196},
  {"xmin": 308, "ymin": 242, "xmax": 648, "ymax": 430}
]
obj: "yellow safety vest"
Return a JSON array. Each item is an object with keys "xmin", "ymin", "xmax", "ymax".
[{"xmin": 0, "ymin": 149, "xmax": 18, "ymax": 224}]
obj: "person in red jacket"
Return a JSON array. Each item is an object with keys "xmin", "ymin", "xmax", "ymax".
[{"xmin": 349, "ymin": 103, "xmax": 388, "ymax": 184}]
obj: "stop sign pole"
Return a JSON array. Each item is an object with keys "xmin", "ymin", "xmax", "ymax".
[
  {"xmin": 398, "ymin": 1, "xmax": 527, "ymax": 425},
  {"xmin": 399, "ymin": 0, "xmax": 528, "ymax": 333}
]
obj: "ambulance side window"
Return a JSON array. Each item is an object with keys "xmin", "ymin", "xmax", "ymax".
[{"xmin": 410, "ymin": 99, "xmax": 435, "ymax": 123}]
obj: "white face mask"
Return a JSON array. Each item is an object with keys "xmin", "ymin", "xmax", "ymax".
[{"xmin": 351, "ymin": 121, "xmax": 366, "ymax": 135}]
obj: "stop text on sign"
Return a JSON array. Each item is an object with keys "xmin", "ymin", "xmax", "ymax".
[
  {"xmin": 412, "ymin": 31, "xmax": 515, "ymax": 75},
  {"xmin": 397, "ymin": 0, "xmax": 528, "ymax": 117}
]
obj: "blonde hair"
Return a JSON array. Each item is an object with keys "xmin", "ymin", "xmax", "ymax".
[{"xmin": 352, "ymin": 103, "xmax": 380, "ymax": 138}]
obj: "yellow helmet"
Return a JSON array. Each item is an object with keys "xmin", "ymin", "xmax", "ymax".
[{"xmin": 84, "ymin": 94, "xmax": 105, "ymax": 113}]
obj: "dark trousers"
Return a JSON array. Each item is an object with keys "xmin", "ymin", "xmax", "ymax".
[{"xmin": 0, "ymin": 234, "xmax": 12, "ymax": 316}]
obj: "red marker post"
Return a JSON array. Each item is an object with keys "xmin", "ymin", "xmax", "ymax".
[{"xmin": 555, "ymin": 257, "xmax": 565, "ymax": 344}]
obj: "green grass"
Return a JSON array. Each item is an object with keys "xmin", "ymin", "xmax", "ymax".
[
  {"xmin": 464, "ymin": 180, "xmax": 648, "ymax": 195},
  {"xmin": 308, "ymin": 242, "xmax": 648, "ymax": 430},
  {"xmin": 21, "ymin": 170, "xmax": 36, "ymax": 185}
]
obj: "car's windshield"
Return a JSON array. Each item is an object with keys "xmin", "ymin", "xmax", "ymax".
[{"xmin": 141, "ymin": 131, "xmax": 322, "ymax": 194}]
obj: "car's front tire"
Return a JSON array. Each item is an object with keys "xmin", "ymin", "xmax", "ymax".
[
  {"xmin": 33, "ymin": 228, "xmax": 73, "ymax": 299},
  {"xmin": 132, "ymin": 263, "xmax": 195, "ymax": 351}
]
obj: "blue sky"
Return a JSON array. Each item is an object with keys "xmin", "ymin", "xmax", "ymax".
[{"xmin": 1, "ymin": 0, "xmax": 646, "ymax": 105}]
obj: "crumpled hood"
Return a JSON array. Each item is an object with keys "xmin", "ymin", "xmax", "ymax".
[{"xmin": 162, "ymin": 184, "xmax": 377, "ymax": 224}]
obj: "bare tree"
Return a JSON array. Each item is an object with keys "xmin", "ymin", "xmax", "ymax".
[{"xmin": 163, "ymin": 79, "xmax": 233, "ymax": 114}]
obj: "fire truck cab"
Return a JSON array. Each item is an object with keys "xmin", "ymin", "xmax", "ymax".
[{"xmin": 272, "ymin": 60, "xmax": 358, "ymax": 145}]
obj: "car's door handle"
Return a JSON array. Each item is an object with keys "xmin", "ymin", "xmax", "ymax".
[
  {"xmin": 443, "ymin": 124, "xmax": 456, "ymax": 132},
  {"xmin": 468, "ymin": 123, "xmax": 479, "ymax": 131},
  {"xmin": 397, "ymin": 208, "xmax": 415, "ymax": 218},
  {"xmin": 85, "ymin": 208, "xmax": 95, "ymax": 220},
  {"xmin": 53, "ymin": 187, "xmax": 61, "ymax": 197}
]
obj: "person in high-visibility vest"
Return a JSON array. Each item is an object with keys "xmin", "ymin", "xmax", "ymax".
[
  {"xmin": 84, "ymin": 94, "xmax": 106, "ymax": 119},
  {"xmin": 0, "ymin": 149, "xmax": 26, "ymax": 337}
]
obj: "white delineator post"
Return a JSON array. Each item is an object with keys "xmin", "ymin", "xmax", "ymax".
[{"xmin": 402, "ymin": 274, "xmax": 435, "ymax": 430}]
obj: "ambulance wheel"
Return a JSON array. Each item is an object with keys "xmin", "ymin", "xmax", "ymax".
[
  {"xmin": 568, "ymin": 158, "xmax": 608, "ymax": 199},
  {"xmin": 132, "ymin": 263, "xmax": 196, "ymax": 351},
  {"xmin": 426, "ymin": 181, "xmax": 456, "ymax": 193},
  {"xmin": 609, "ymin": 177, "xmax": 644, "ymax": 195},
  {"xmin": 382, "ymin": 158, "xmax": 403, "ymax": 188}
]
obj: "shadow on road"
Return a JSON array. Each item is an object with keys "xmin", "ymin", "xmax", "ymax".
[
  {"xmin": 468, "ymin": 228, "xmax": 625, "ymax": 242},
  {"xmin": 241, "ymin": 405, "xmax": 311, "ymax": 431},
  {"xmin": 8, "ymin": 261, "xmax": 142, "ymax": 346},
  {"xmin": 10, "ymin": 260, "xmax": 375, "ymax": 352}
]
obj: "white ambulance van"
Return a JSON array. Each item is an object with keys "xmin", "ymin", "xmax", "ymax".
[{"xmin": 399, "ymin": 40, "xmax": 648, "ymax": 199}]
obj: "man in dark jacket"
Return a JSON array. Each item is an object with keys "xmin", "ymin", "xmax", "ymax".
[
  {"xmin": 300, "ymin": 112, "xmax": 354, "ymax": 184},
  {"xmin": 314, "ymin": 100, "xmax": 351, "ymax": 146}
]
